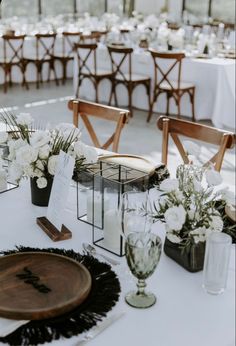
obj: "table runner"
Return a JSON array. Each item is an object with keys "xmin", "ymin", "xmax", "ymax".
[{"xmin": 0, "ymin": 246, "xmax": 121, "ymax": 346}]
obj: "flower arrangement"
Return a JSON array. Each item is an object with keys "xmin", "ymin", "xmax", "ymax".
[
  {"xmin": 151, "ymin": 163, "xmax": 235, "ymax": 250},
  {"xmin": 0, "ymin": 111, "xmax": 98, "ymax": 189}
]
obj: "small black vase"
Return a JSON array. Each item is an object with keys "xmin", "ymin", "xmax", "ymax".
[
  {"xmin": 30, "ymin": 177, "xmax": 53, "ymax": 207},
  {"xmin": 164, "ymin": 238, "xmax": 205, "ymax": 272}
]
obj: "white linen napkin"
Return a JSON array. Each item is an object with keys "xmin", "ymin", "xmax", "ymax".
[{"xmin": 0, "ymin": 318, "xmax": 29, "ymax": 337}]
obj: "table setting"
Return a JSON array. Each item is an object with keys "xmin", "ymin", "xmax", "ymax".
[{"xmin": 0, "ymin": 109, "xmax": 235, "ymax": 346}]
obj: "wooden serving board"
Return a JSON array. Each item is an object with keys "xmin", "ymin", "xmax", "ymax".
[{"xmin": 0, "ymin": 252, "xmax": 92, "ymax": 320}]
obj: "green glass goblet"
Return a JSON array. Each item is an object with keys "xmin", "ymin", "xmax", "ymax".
[{"xmin": 125, "ymin": 232, "xmax": 162, "ymax": 308}]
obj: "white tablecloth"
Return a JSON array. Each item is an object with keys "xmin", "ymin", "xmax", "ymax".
[
  {"xmin": 0, "ymin": 181, "xmax": 235, "ymax": 346},
  {"xmin": 73, "ymin": 47, "xmax": 235, "ymax": 130}
]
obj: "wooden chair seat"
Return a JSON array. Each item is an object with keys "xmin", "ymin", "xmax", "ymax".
[
  {"xmin": 159, "ymin": 80, "xmax": 195, "ymax": 90},
  {"xmin": 115, "ymin": 73, "xmax": 151, "ymax": 82},
  {"xmin": 68, "ymin": 99, "xmax": 129, "ymax": 152},
  {"xmin": 81, "ymin": 68, "xmax": 114, "ymax": 78},
  {"xmin": 157, "ymin": 116, "xmax": 235, "ymax": 171}
]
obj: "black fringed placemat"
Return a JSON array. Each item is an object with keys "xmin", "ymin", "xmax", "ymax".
[{"xmin": 0, "ymin": 246, "xmax": 121, "ymax": 346}]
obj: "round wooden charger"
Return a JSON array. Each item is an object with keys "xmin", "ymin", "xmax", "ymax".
[{"xmin": 0, "ymin": 252, "xmax": 92, "ymax": 320}]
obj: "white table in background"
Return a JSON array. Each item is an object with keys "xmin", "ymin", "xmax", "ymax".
[{"xmin": 0, "ymin": 181, "xmax": 235, "ymax": 346}]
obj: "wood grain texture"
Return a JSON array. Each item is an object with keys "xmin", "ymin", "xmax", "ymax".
[{"xmin": 0, "ymin": 252, "xmax": 91, "ymax": 320}]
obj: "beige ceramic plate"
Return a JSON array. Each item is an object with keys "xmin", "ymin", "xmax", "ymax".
[{"xmin": 225, "ymin": 205, "xmax": 236, "ymax": 222}]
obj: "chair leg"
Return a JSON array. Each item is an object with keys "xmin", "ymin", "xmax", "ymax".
[
  {"xmin": 128, "ymin": 84, "xmax": 133, "ymax": 117},
  {"xmin": 95, "ymin": 79, "xmax": 99, "ymax": 103},
  {"xmin": 177, "ymin": 99, "xmax": 181, "ymax": 119},
  {"xmin": 166, "ymin": 93, "xmax": 170, "ymax": 116},
  {"xmin": 190, "ymin": 88, "xmax": 196, "ymax": 122},
  {"xmin": 62, "ymin": 61, "xmax": 67, "ymax": 85}
]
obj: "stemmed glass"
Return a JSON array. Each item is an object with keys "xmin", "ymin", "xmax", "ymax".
[{"xmin": 125, "ymin": 232, "xmax": 162, "ymax": 308}]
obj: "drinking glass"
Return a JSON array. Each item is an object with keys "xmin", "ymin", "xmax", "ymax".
[
  {"xmin": 125, "ymin": 232, "xmax": 162, "ymax": 308},
  {"xmin": 202, "ymin": 232, "xmax": 232, "ymax": 295}
]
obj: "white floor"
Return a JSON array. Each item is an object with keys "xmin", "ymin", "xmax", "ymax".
[{"xmin": 0, "ymin": 80, "xmax": 235, "ymax": 186}]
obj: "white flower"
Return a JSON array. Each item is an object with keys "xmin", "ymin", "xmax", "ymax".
[
  {"xmin": 175, "ymin": 190, "xmax": 184, "ymax": 201},
  {"xmin": 36, "ymin": 160, "xmax": 44, "ymax": 171},
  {"xmin": 221, "ymin": 188, "xmax": 235, "ymax": 206},
  {"xmin": 164, "ymin": 205, "xmax": 186, "ymax": 231},
  {"xmin": 160, "ymin": 178, "xmax": 179, "ymax": 193},
  {"xmin": 15, "ymin": 145, "xmax": 38, "ymax": 166},
  {"xmin": 16, "ymin": 113, "xmax": 33, "ymax": 126},
  {"xmin": 36, "ymin": 177, "xmax": 48, "ymax": 189},
  {"xmin": 30, "ymin": 131, "xmax": 50, "ymax": 148},
  {"xmin": 38, "ymin": 145, "xmax": 50, "ymax": 160},
  {"xmin": 209, "ymin": 215, "xmax": 223, "ymax": 232},
  {"xmin": 0, "ymin": 132, "xmax": 8, "ymax": 144},
  {"xmin": 8, "ymin": 138, "xmax": 26, "ymax": 161},
  {"xmin": 183, "ymin": 140, "xmax": 201, "ymax": 158},
  {"xmin": 166, "ymin": 231, "xmax": 182, "ymax": 243},
  {"xmin": 56, "ymin": 123, "xmax": 81, "ymax": 140},
  {"xmin": 48, "ymin": 155, "xmax": 58, "ymax": 175},
  {"xmin": 193, "ymin": 179, "xmax": 202, "ymax": 192},
  {"xmin": 74, "ymin": 142, "xmax": 98, "ymax": 163},
  {"xmin": 24, "ymin": 165, "xmax": 34, "ymax": 177},
  {"xmin": 189, "ymin": 227, "xmax": 207, "ymax": 243},
  {"xmin": 159, "ymin": 195, "xmax": 168, "ymax": 208},
  {"xmin": 205, "ymin": 169, "xmax": 223, "ymax": 186},
  {"xmin": 8, "ymin": 162, "xmax": 23, "ymax": 183}
]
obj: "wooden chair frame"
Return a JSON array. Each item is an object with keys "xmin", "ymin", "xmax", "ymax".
[
  {"xmin": 54, "ymin": 31, "xmax": 81, "ymax": 84},
  {"xmin": 74, "ymin": 43, "xmax": 114, "ymax": 103},
  {"xmin": 24, "ymin": 33, "xmax": 59, "ymax": 89},
  {"xmin": 68, "ymin": 99, "xmax": 129, "ymax": 152},
  {"xmin": 157, "ymin": 116, "xmax": 235, "ymax": 171},
  {"xmin": 0, "ymin": 34, "xmax": 28, "ymax": 92},
  {"xmin": 107, "ymin": 45, "xmax": 151, "ymax": 118},
  {"xmin": 148, "ymin": 49, "xmax": 195, "ymax": 123}
]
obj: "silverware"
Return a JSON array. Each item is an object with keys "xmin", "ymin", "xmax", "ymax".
[
  {"xmin": 76, "ymin": 311, "xmax": 125, "ymax": 346},
  {"xmin": 82, "ymin": 243, "xmax": 120, "ymax": 266}
]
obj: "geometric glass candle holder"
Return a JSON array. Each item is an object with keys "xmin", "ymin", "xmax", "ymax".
[{"xmin": 76, "ymin": 161, "xmax": 149, "ymax": 257}]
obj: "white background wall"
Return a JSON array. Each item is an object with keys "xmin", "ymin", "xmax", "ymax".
[{"xmin": 135, "ymin": 0, "xmax": 183, "ymax": 20}]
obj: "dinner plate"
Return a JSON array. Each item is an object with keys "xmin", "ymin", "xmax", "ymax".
[
  {"xmin": 0, "ymin": 252, "xmax": 92, "ymax": 320},
  {"xmin": 225, "ymin": 205, "xmax": 236, "ymax": 222}
]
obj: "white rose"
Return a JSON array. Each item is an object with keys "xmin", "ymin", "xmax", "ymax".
[
  {"xmin": 175, "ymin": 190, "xmax": 184, "ymax": 201},
  {"xmin": 83, "ymin": 146, "xmax": 98, "ymax": 164},
  {"xmin": 30, "ymin": 131, "xmax": 50, "ymax": 148},
  {"xmin": 183, "ymin": 140, "xmax": 201, "ymax": 158},
  {"xmin": 221, "ymin": 188, "xmax": 235, "ymax": 206},
  {"xmin": 160, "ymin": 178, "xmax": 179, "ymax": 193},
  {"xmin": 15, "ymin": 145, "xmax": 38, "ymax": 165},
  {"xmin": 24, "ymin": 165, "xmax": 34, "ymax": 177},
  {"xmin": 16, "ymin": 113, "xmax": 33, "ymax": 126},
  {"xmin": 0, "ymin": 132, "xmax": 8, "ymax": 144},
  {"xmin": 8, "ymin": 162, "xmax": 23, "ymax": 183},
  {"xmin": 48, "ymin": 155, "xmax": 58, "ymax": 175},
  {"xmin": 166, "ymin": 231, "xmax": 182, "ymax": 244},
  {"xmin": 164, "ymin": 205, "xmax": 186, "ymax": 231},
  {"xmin": 38, "ymin": 145, "xmax": 50, "ymax": 159},
  {"xmin": 209, "ymin": 215, "xmax": 223, "ymax": 232},
  {"xmin": 189, "ymin": 227, "xmax": 206, "ymax": 243},
  {"xmin": 36, "ymin": 159, "xmax": 44, "ymax": 171},
  {"xmin": 74, "ymin": 141, "xmax": 86, "ymax": 157},
  {"xmin": 36, "ymin": 177, "xmax": 48, "ymax": 189},
  {"xmin": 205, "ymin": 169, "xmax": 223, "ymax": 186},
  {"xmin": 159, "ymin": 195, "xmax": 168, "ymax": 208},
  {"xmin": 8, "ymin": 138, "xmax": 26, "ymax": 161},
  {"xmin": 56, "ymin": 123, "xmax": 81, "ymax": 140}
]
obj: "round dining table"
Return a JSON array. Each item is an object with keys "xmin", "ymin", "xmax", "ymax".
[{"xmin": 0, "ymin": 179, "xmax": 235, "ymax": 346}]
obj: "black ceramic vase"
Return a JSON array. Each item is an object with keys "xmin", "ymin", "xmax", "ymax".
[
  {"xmin": 30, "ymin": 177, "xmax": 53, "ymax": 207},
  {"xmin": 164, "ymin": 238, "xmax": 205, "ymax": 272}
]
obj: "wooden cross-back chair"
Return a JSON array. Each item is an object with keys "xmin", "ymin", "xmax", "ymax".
[
  {"xmin": 0, "ymin": 34, "xmax": 28, "ymax": 92},
  {"xmin": 107, "ymin": 45, "xmax": 151, "ymax": 118},
  {"xmin": 157, "ymin": 116, "xmax": 235, "ymax": 171},
  {"xmin": 148, "ymin": 49, "xmax": 196, "ymax": 123},
  {"xmin": 74, "ymin": 43, "xmax": 114, "ymax": 102},
  {"xmin": 68, "ymin": 99, "xmax": 129, "ymax": 152},
  {"xmin": 24, "ymin": 33, "xmax": 59, "ymax": 89},
  {"xmin": 54, "ymin": 31, "xmax": 81, "ymax": 84}
]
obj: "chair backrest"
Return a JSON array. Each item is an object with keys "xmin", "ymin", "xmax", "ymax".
[
  {"xmin": 80, "ymin": 31, "xmax": 101, "ymax": 43},
  {"xmin": 74, "ymin": 43, "xmax": 97, "ymax": 75},
  {"xmin": 35, "ymin": 33, "xmax": 57, "ymax": 60},
  {"xmin": 149, "ymin": 49, "xmax": 185, "ymax": 90},
  {"xmin": 62, "ymin": 31, "xmax": 81, "ymax": 57},
  {"xmin": 68, "ymin": 99, "xmax": 129, "ymax": 152},
  {"xmin": 157, "ymin": 116, "xmax": 235, "ymax": 171},
  {"xmin": 107, "ymin": 45, "xmax": 133, "ymax": 82},
  {"xmin": 2, "ymin": 34, "xmax": 25, "ymax": 64}
]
